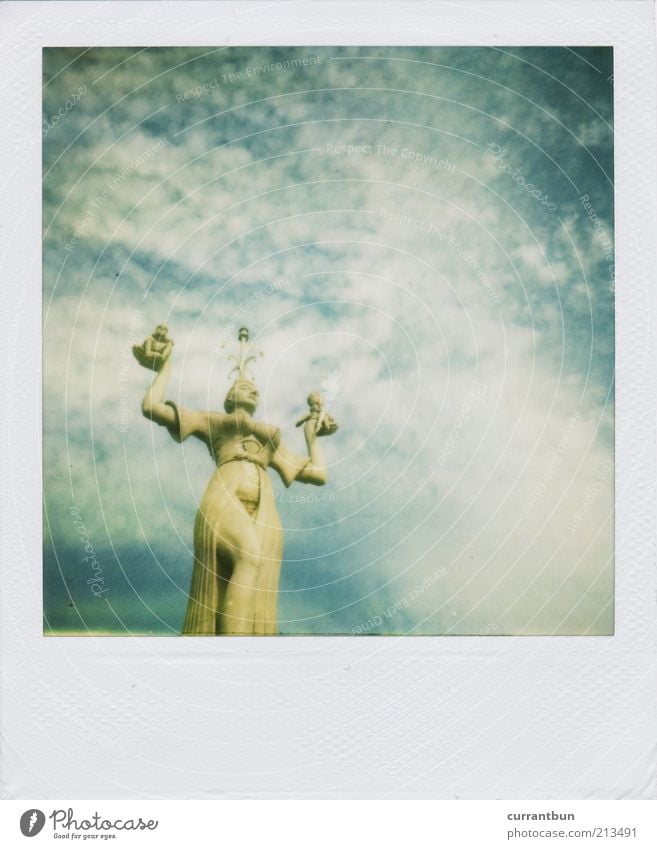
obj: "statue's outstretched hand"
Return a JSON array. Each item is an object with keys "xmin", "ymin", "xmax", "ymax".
[
  {"xmin": 133, "ymin": 324, "xmax": 174, "ymax": 372},
  {"xmin": 303, "ymin": 412, "xmax": 338, "ymax": 445},
  {"xmin": 316, "ymin": 412, "xmax": 338, "ymax": 437}
]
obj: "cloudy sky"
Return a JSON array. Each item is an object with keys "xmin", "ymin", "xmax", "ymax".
[{"xmin": 42, "ymin": 46, "xmax": 614, "ymax": 635}]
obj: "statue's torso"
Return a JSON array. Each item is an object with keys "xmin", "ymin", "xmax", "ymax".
[
  {"xmin": 204, "ymin": 410, "xmax": 280, "ymax": 470},
  {"xmin": 165, "ymin": 401, "xmax": 308, "ymax": 490}
]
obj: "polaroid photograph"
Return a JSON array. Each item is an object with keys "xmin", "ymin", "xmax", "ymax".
[
  {"xmin": 43, "ymin": 44, "xmax": 614, "ymax": 638},
  {"xmin": 1, "ymin": 0, "xmax": 656, "ymax": 811}
]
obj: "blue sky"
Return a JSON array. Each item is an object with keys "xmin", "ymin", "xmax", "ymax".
[{"xmin": 43, "ymin": 46, "xmax": 614, "ymax": 635}]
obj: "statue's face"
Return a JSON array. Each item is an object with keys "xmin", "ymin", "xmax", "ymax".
[
  {"xmin": 155, "ymin": 324, "xmax": 168, "ymax": 339},
  {"xmin": 226, "ymin": 380, "xmax": 259, "ymax": 414}
]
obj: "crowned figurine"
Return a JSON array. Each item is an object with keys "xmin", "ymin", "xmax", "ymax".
[{"xmin": 132, "ymin": 323, "xmax": 173, "ymax": 371}]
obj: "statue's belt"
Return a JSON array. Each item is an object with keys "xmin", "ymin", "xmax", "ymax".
[{"xmin": 216, "ymin": 452, "xmax": 266, "ymax": 470}]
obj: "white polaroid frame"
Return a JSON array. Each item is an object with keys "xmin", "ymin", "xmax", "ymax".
[{"xmin": 1, "ymin": 0, "xmax": 655, "ymax": 799}]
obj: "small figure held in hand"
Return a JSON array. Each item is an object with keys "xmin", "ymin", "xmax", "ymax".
[
  {"xmin": 132, "ymin": 324, "xmax": 174, "ymax": 371},
  {"xmin": 296, "ymin": 391, "xmax": 339, "ymax": 440}
]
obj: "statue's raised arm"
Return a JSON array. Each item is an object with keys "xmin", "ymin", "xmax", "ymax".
[
  {"xmin": 279, "ymin": 391, "xmax": 339, "ymax": 487},
  {"xmin": 133, "ymin": 324, "xmax": 176, "ymax": 429}
]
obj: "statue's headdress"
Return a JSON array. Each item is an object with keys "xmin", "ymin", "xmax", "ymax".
[
  {"xmin": 222, "ymin": 327, "xmax": 263, "ymax": 412},
  {"xmin": 224, "ymin": 326, "xmax": 262, "ymax": 381}
]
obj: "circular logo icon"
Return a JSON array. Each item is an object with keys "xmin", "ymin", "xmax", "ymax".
[{"xmin": 20, "ymin": 809, "xmax": 45, "ymax": 837}]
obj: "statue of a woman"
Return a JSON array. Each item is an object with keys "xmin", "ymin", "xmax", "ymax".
[{"xmin": 134, "ymin": 325, "xmax": 337, "ymax": 635}]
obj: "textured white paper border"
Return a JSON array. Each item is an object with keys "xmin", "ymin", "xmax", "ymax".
[{"xmin": 1, "ymin": 0, "xmax": 655, "ymax": 799}]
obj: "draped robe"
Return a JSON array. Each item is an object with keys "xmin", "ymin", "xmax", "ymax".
[{"xmin": 163, "ymin": 402, "xmax": 310, "ymax": 635}]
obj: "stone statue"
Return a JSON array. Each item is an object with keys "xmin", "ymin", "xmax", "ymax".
[{"xmin": 134, "ymin": 324, "xmax": 338, "ymax": 636}]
